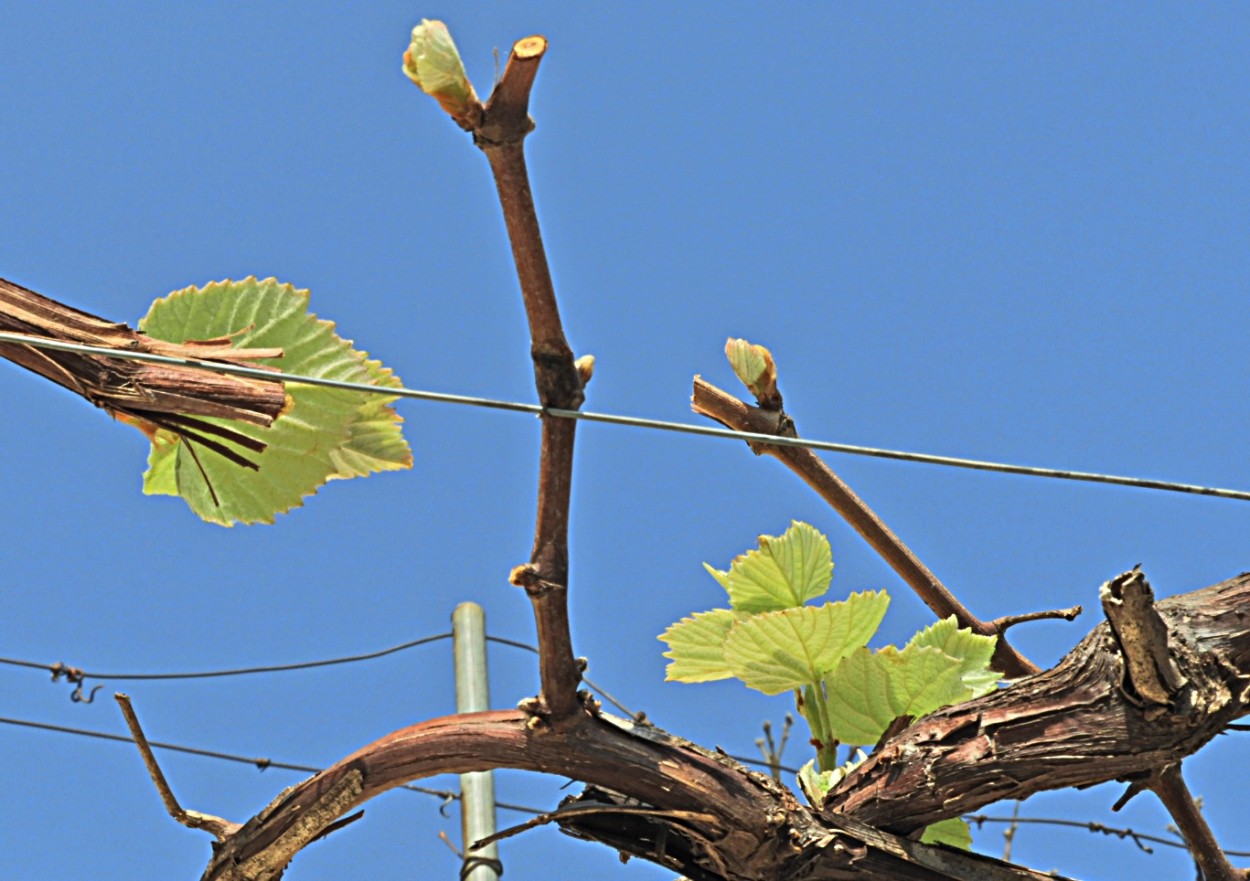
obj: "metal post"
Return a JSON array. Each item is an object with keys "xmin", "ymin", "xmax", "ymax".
[{"xmin": 452, "ymin": 603, "xmax": 500, "ymax": 881}]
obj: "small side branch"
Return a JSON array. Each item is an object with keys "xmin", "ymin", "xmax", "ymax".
[
  {"xmin": 692, "ymin": 376, "xmax": 1039, "ymax": 678},
  {"xmin": 1148, "ymin": 763, "xmax": 1243, "ymax": 881},
  {"xmin": 991, "ymin": 605, "xmax": 1083, "ymax": 632},
  {"xmin": 115, "ymin": 693, "xmax": 240, "ymax": 840}
]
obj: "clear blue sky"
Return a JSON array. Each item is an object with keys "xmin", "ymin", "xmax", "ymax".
[{"xmin": 2, "ymin": 4, "xmax": 1248, "ymax": 879}]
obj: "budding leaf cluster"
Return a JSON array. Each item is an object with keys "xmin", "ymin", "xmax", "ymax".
[
  {"xmin": 659, "ymin": 521, "xmax": 1001, "ymax": 845},
  {"xmin": 402, "ymin": 19, "xmax": 479, "ymax": 124}
]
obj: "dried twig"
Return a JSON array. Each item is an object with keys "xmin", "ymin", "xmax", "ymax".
[
  {"xmin": 1001, "ymin": 800, "xmax": 1021, "ymax": 862},
  {"xmin": 756, "ymin": 715, "xmax": 793, "ymax": 783},
  {"xmin": 1147, "ymin": 764, "xmax": 1242, "ymax": 881},
  {"xmin": 991, "ymin": 606, "xmax": 1083, "ymax": 632},
  {"xmin": 114, "ymin": 693, "xmax": 240, "ymax": 840}
]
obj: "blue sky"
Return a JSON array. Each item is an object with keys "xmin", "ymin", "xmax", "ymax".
[{"xmin": 2, "ymin": 4, "xmax": 1248, "ymax": 879}]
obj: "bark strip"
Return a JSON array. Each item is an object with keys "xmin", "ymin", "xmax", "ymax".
[
  {"xmin": 826, "ymin": 571, "xmax": 1250, "ymax": 833},
  {"xmin": 0, "ymin": 277, "xmax": 287, "ymax": 460}
]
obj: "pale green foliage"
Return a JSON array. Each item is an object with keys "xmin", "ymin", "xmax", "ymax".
[
  {"xmin": 724, "ymin": 337, "xmax": 778, "ymax": 404},
  {"xmin": 139, "ymin": 277, "xmax": 411, "ymax": 526},
  {"xmin": 658, "ymin": 609, "xmax": 739, "ymax": 683},
  {"xmin": 659, "ymin": 521, "xmax": 1001, "ymax": 847},
  {"xmin": 402, "ymin": 19, "xmax": 477, "ymax": 120},
  {"xmin": 721, "ymin": 597, "xmax": 889, "ymax": 695},
  {"xmin": 795, "ymin": 750, "xmax": 867, "ymax": 807},
  {"xmin": 822, "ymin": 644, "xmax": 970, "ymax": 745},
  {"xmin": 715, "ymin": 520, "xmax": 833, "ymax": 612},
  {"xmin": 909, "ymin": 615, "xmax": 1003, "ymax": 697},
  {"xmin": 920, "ymin": 817, "xmax": 975, "ymax": 849}
]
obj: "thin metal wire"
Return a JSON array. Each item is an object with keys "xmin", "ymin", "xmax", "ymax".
[
  {"xmin": 4, "ymin": 634, "xmax": 641, "ymax": 733},
  {"xmin": 0, "ymin": 711, "xmax": 790, "ymax": 811},
  {"xmin": 0, "ymin": 634, "xmax": 453, "ymax": 682},
  {"xmin": 1, "ymin": 330, "xmax": 1246, "ymax": 501},
  {"xmin": 0, "ymin": 715, "xmax": 450, "ymax": 798},
  {"xmin": 484, "ymin": 636, "xmax": 636, "ymax": 718},
  {"xmin": 0, "ymin": 716, "xmax": 613, "ymax": 818},
  {"xmin": 968, "ymin": 814, "xmax": 1250, "ymax": 858},
  {"xmin": 0, "ymin": 635, "xmax": 629, "ymax": 717},
  {"xmin": 4, "ymin": 638, "xmax": 788, "ymax": 774}
]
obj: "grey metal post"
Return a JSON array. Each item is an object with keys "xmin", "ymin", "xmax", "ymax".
[{"xmin": 452, "ymin": 602, "xmax": 500, "ymax": 881}]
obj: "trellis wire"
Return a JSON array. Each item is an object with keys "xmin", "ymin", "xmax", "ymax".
[{"xmin": 1, "ymin": 330, "xmax": 1246, "ymax": 501}]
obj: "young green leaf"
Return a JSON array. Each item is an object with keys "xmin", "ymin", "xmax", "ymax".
[
  {"xmin": 659, "ymin": 609, "xmax": 739, "ymax": 683},
  {"xmin": 721, "ymin": 593, "xmax": 890, "ymax": 694},
  {"xmin": 920, "ymin": 817, "xmax": 974, "ymax": 849},
  {"xmin": 886, "ymin": 644, "xmax": 971, "ymax": 718},
  {"xmin": 795, "ymin": 750, "xmax": 868, "ymax": 807},
  {"xmin": 403, "ymin": 19, "xmax": 479, "ymax": 123},
  {"xmin": 822, "ymin": 644, "xmax": 968, "ymax": 746},
  {"xmin": 702, "ymin": 562, "xmax": 731, "ymax": 592},
  {"xmin": 141, "ymin": 429, "xmax": 180, "ymax": 497},
  {"xmin": 908, "ymin": 616, "xmax": 1002, "ymax": 697},
  {"xmin": 138, "ymin": 277, "xmax": 411, "ymax": 526},
  {"xmin": 326, "ymin": 354, "xmax": 412, "ymax": 480},
  {"xmin": 720, "ymin": 521, "xmax": 834, "ymax": 612},
  {"xmin": 724, "ymin": 338, "xmax": 780, "ymax": 407},
  {"xmin": 819, "ymin": 647, "xmax": 898, "ymax": 745}
]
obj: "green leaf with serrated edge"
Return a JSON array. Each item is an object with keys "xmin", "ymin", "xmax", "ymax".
[
  {"xmin": 722, "ymin": 593, "xmax": 888, "ymax": 695},
  {"xmin": 822, "ymin": 647, "xmax": 898, "ymax": 744},
  {"xmin": 824, "ymin": 644, "xmax": 969, "ymax": 746},
  {"xmin": 327, "ymin": 355, "xmax": 412, "ymax": 479},
  {"xmin": 403, "ymin": 20, "xmax": 476, "ymax": 118},
  {"xmin": 724, "ymin": 521, "xmax": 833, "ymax": 612},
  {"xmin": 886, "ymin": 644, "xmax": 969, "ymax": 719},
  {"xmin": 702, "ymin": 562, "xmax": 731, "ymax": 592},
  {"xmin": 139, "ymin": 277, "xmax": 411, "ymax": 526},
  {"xmin": 920, "ymin": 818, "xmax": 973, "ymax": 849},
  {"xmin": 908, "ymin": 616, "xmax": 1002, "ymax": 698},
  {"xmin": 659, "ymin": 609, "xmax": 738, "ymax": 683}
]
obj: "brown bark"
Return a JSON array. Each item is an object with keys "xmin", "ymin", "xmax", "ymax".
[
  {"xmin": 0, "ymin": 277, "xmax": 287, "ymax": 468},
  {"xmin": 825, "ymin": 571, "xmax": 1250, "ymax": 832},
  {"xmin": 474, "ymin": 36, "xmax": 587, "ymax": 721},
  {"xmin": 194, "ymin": 570, "xmax": 1250, "ymax": 881},
  {"xmin": 199, "ymin": 708, "xmax": 1074, "ymax": 881},
  {"xmin": 101, "ymin": 25, "xmax": 1245, "ymax": 881}
]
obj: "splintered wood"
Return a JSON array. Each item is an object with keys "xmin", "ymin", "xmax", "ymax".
[{"xmin": 0, "ymin": 277, "xmax": 287, "ymax": 468}]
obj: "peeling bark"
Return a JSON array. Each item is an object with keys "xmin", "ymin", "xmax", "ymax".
[
  {"xmin": 195, "ymin": 571, "xmax": 1250, "ymax": 881},
  {"xmin": 826, "ymin": 572, "xmax": 1250, "ymax": 833},
  {"xmin": 0, "ymin": 277, "xmax": 287, "ymax": 465}
]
